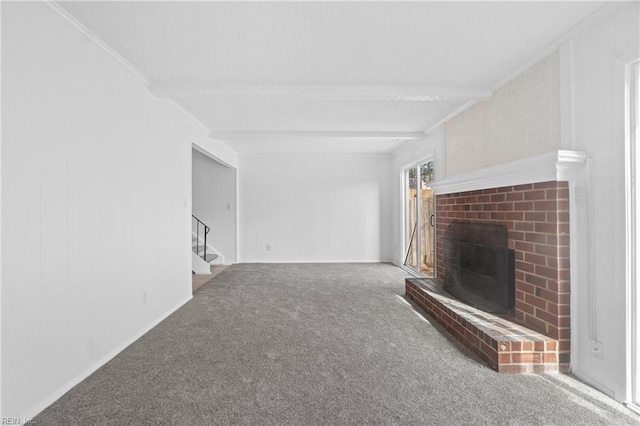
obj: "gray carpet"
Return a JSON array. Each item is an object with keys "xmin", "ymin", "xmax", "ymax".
[{"xmin": 36, "ymin": 263, "xmax": 639, "ymax": 425}]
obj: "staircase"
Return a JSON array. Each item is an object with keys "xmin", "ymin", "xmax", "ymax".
[
  {"xmin": 192, "ymin": 215, "xmax": 223, "ymax": 274},
  {"xmin": 192, "ymin": 235, "xmax": 219, "ymax": 263}
]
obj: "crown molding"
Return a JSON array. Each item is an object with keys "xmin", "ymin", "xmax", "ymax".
[
  {"xmin": 46, "ymin": 2, "xmax": 150, "ymax": 85},
  {"xmin": 149, "ymin": 83, "xmax": 491, "ymax": 102},
  {"xmin": 429, "ymin": 150, "xmax": 588, "ymax": 195},
  {"xmin": 209, "ymin": 131, "xmax": 425, "ymax": 141},
  {"xmin": 424, "ymin": 99, "xmax": 478, "ymax": 136},
  {"xmin": 429, "ymin": 3, "xmax": 616, "ymax": 136},
  {"xmin": 489, "ymin": 2, "xmax": 614, "ymax": 94}
]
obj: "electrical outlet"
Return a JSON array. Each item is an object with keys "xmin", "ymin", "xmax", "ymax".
[
  {"xmin": 141, "ymin": 291, "xmax": 147, "ymax": 306},
  {"xmin": 227, "ymin": 202, "xmax": 231, "ymax": 210},
  {"xmin": 592, "ymin": 340, "xmax": 603, "ymax": 359},
  {"xmin": 266, "ymin": 243, "xmax": 272, "ymax": 251}
]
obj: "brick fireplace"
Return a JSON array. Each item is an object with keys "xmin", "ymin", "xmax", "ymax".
[
  {"xmin": 437, "ymin": 180, "xmax": 570, "ymax": 364},
  {"xmin": 404, "ymin": 151, "xmax": 588, "ymax": 373}
]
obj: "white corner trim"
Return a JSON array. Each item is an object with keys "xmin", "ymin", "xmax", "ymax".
[
  {"xmin": 149, "ymin": 83, "xmax": 491, "ymax": 103},
  {"xmin": 46, "ymin": 1, "xmax": 150, "ymax": 85},
  {"xmin": 429, "ymin": 150, "xmax": 588, "ymax": 195}
]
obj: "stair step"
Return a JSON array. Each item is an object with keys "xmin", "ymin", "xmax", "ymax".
[{"xmin": 192, "ymin": 246, "xmax": 218, "ymax": 262}]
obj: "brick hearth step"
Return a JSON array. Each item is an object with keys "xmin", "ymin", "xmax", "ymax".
[{"xmin": 406, "ymin": 278, "xmax": 559, "ymax": 374}]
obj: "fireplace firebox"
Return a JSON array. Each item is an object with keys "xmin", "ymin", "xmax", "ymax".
[{"xmin": 443, "ymin": 222, "xmax": 515, "ymax": 314}]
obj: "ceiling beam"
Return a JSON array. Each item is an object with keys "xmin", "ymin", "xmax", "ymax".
[
  {"xmin": 209, "ymin": 131, "xmax": 425, "ymax": 140},
  {"xmin": 149, "ymin": 83, "xmax": 491, "ymax": 102}
]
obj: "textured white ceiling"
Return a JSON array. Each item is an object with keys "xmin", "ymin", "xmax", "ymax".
[{"xmin": 58, "ymin": 1, "xmax": 607, "ymax": 154}]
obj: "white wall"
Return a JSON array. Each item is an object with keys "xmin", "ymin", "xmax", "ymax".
[
  {"xmin": 239, "ymin": 154, "xmax": 392, "ymax": 263},
  {"xmin": 391, "ymin": 129, "xmax": 444, "ymax": 267},
  {"xmin": 192, "ymin": 149, "xmax": 237, "ymax": 263},
  {"xmin": 566, "ymin": 2, "xmax": 640, "ymax": 402},
  {"xmin": 0, "ymin": 3, "xmax": 231, "ymax": 418}
]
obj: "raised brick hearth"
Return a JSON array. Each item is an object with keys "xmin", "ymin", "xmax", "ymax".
[
  {"xmin": 407, "ymin": 178, "xmax": 571, "ymax": 372},
  {"xmin": 406, "ymin": 278, "xmax": 559, "ymax": 373}
]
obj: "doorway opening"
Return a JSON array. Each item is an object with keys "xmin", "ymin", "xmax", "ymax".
[
  {"xmin": 404, "ymin": 160, "xmax": 435, "ymax": 277},
  {"xmin": 191, "ymin": 146, "xmax": 237, "ymax": 291}
]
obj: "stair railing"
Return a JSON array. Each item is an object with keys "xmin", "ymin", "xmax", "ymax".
[{"xmin": 192, "ymin": 215, "xmax": 210, "ymax": 261}]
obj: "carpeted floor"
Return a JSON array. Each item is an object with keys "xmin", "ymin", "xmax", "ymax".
[{"xmin": 36, "ymin": 263, "xmax": 639, "ymax": 425}]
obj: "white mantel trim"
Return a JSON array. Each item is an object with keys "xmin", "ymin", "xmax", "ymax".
[{"xmin": 430, "ymin": 150, "xmax": 588, "ymax": 194}]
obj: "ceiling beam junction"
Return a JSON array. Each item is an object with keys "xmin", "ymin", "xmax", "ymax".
[
  {"xmin": 149, "ymin": 83, "xmax": 491, "ymax": 102},
  {"xmin": 209, "ymin": 131, "xmax": 425, "ymax": 140}
]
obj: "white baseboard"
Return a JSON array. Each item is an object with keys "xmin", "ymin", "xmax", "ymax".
[{"xmin": 22, "ymin": 295, "xmax": 193, "ymax": 421}]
